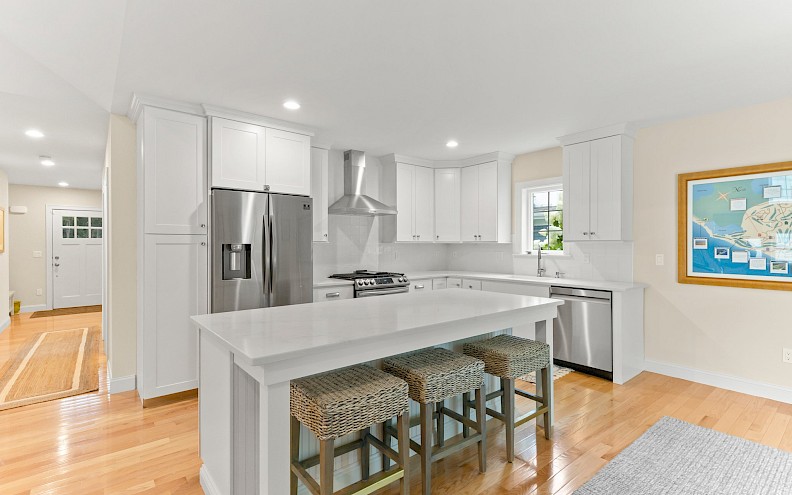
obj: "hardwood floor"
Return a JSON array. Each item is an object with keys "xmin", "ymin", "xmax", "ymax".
[{"xmin": 1, "ymin": 313, "xmax": 790, "ymax": 494}]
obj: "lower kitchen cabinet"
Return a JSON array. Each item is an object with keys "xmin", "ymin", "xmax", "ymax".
[
  {"xmin": 313, "ymin": 286, "xmax": 354, "ymax": 301},
  {"xmin": 447, "ymin": 277, "xmax": 462, "ymax": 288},
  {"xmin": 411, "ymin": 280, "xmax": 433, "ymax": 292},
  {"xmin": 138, "ymin": 234, "xmax": 208, "ymax": 401},
  {"xmin": 462, "ymin": 279, "xmax": 482, "ymax": 290},
  {"xmin": 432, "ymin": 278, "xmax": 448, "ymax": 290}
]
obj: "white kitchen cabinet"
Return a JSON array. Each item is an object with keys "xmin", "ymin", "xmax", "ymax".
[
  {"xmin": 411, "ymin": 280, "xmax": 432, "ymax": 292},
  {"xmin": 310, "ymin": 146, "xmax": 329, "ymax": 242},
  {"xmin": 432, "ymin": 278, "xmax": 448, "ymax": 290},
  {"xmin": 313, "ymin": 286, "xmax": 354, "ymax": 301},
  {"xmin": 460, "ymin": 161, "xmax": 511, "ymax": 243},
  {"xmin": 447, "ymin": 277, "xmax": 462, "ymax": 289},
  {"xmin": 138, "ymin": 234, "xmax": 208, "ymax": 400},
  {"xmin": 562, "ymin": 134, "xmax": 633, "ymax": 241},
  {"xmin": 434, "ymin": 168, "xmax": 461, "ymax": 242},
  {"xmin": 210, "ymin": 117, "xmax": 266, "ymax": 192},
  {"xmin": 462, "ymin": 279, "xmax": 482, "ymax": 290},
  {"xmin": 383, "ymin": 161, "xmax": 434, "ymax": 242},
  {"xmin": 140, "ymin": 107, "xmax": 207, "ymax": 235},
  {"xmin": 265, "ymin": 128, "xmax": 311, "ymax": 196},
  {"xmin": 210, "ymin": 117, "xmax": 311, "ymax": 195}
]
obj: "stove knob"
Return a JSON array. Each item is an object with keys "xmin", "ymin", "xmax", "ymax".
[
  {"xmin": 398, "ymin": 277, "xmax": 404, "ymax": 282},
  {"xmin": 365, "ymin": 279, "xmax": 372, "ymax": 285},
  {"xmin": 357, "ymin": 280, "xmax": 363, "ymax": 286},
  {"xmin": 369, "ymin": 279, "xmax": 375, "ymax": 285}
]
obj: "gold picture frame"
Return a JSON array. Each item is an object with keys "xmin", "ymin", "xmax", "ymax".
[{"xmin": 678, "ymin": 160, "xmax": 792, "ymax": 291}]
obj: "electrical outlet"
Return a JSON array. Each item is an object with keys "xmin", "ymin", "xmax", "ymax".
[
  {"xmin": 32, "ymin": 251, "xmax": 42, "ymax": 258},
  {"xmin": 783, "ymin": 348, "xmax": 792, "ymax": 364},
  {"xmin": 656, "ymin": 254, "xmax": 665, "ymax": 266},
  {"xmin": 36, "ymin": 288, "xmax": 42, "ymax": 296}
]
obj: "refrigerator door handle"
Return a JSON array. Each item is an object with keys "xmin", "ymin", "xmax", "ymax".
[{"xmin": 269, "ymin": 210, "xmax": 276, "ymax": 302}]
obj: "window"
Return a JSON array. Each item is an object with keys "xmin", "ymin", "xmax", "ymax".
[{"xmin": 516, "ymin": 178, "xmax": 564, "ymax": 254}]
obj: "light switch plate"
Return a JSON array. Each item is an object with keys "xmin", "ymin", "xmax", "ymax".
[
  {"xmin": 656, "ymin": 254, "xmax": 665, "ymax": 266},
  {"xmin": 33, "ymin": 251, "xmax": 42, "ymax": 258},
  {"xmin": 36, "ymin": 288, "xmax": 42, "ymax": 296},
  {"xmin": 784, "ymin": 348, "xmax": 792, "ymax": 364}
]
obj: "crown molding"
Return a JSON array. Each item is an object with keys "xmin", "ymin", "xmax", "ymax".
[
  {"xmin": 380, "ymin": 151, "xmax": 515, "ymax": 169},
  {"xmin": 127, "ymin": 93, "xmax": 204, "ymax": 123},
  {"xmin": 558, "ymin": 123, "xmax": 636, "ymax": 146},
  {"xmin": 202, "ymin": 105, "xmax": 315, "ymax": 136}
]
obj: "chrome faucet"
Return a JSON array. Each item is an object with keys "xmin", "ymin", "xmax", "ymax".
[{"xmin": 537, "ymin": 245, "xmax": 545, "ymax": 277}]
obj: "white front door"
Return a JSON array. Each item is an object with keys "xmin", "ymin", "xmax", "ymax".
[{"xmin": 52, "ymin": 208, "xmax": 103, "ymax": 309}]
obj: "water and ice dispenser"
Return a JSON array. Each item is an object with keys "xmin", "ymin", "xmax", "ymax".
[{"xmin": 222, "ymin": 244, "xmax": 251, "ymax": 280}]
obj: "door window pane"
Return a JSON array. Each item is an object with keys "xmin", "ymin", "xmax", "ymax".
[
  {"xmin": 90, "ymin": 229, "xmax": 102, "ymax": 238},
  {"xmin": 91, "ymin": 217, "xmax": 102, "ymax": 227},
  {"xmin": 76, "ymin": 228, "xmax": 89, "ymax": 238},
  {"xmin": 62, "ymin": 217, "xmax": 75, "ymax": 227},
  {"xmin": 62, "ymin": 228, "xmax": 75, "ymax": 238},
  {"xmin": 76, "ymin": 217, "xmax": 89, "ymax": 227}
]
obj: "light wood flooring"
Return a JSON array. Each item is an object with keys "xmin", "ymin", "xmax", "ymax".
[{"xmin": 1, "ymin": 312, "xmax": 790, "ymax": 494}]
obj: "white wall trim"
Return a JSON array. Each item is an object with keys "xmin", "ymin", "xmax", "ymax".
[
  {"xmin": 558, "ymin": 122, "xmax": 637, "ymax": 146},
  {"xmin": 45, "ymin": 204, "xmax": 103, "ymax": 311},
  {"xmin": 127, "ymin": 93, "xmax": 205, "ymax": 123},
  {"xmin": 645, "ymin": 359, "xmax": 792, "ymax": 404},
  {"xmin": 108, "ymin": 373, "xmax": 137, "ymax": 394},
  {"xmin": 19, "ymin": 304, "xmax": 46, "ymax": 313},
  {"xmin": 199, "ymin": 465, "xmax": 222, "ymax": 495},
  {"xmin": 0, "ymin": 317, "xmax": 9, "ymax": 335},
  {"xmin": 380, "ymin": 151, "xmax": 517, "ymax": 170},
  {"xmin": 202, "ymin": 104, "xmax": 316, "ymax": 136}
]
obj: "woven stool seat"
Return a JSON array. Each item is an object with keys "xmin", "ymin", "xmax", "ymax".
[
  {"xmin": 463, "ymin": 335, "xmax": 550, "ymax": 379},
  {"xmin": 383, "ymin": 347, "xmax": 484, "ymax": 404},
  {"xmin": 290, "ymin": 365, "xmax": 408, "ymax": 441}
]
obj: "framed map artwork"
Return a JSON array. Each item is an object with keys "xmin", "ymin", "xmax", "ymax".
[{"xmin": 678, "ymin": 161, "xmax": 792, "ymax": 291}]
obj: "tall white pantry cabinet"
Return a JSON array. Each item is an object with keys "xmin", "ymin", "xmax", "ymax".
[{"xmin": 136, "ymin": 106, "xmax": 209, "ymax": 401}]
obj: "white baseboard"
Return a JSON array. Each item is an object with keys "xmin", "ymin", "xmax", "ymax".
[
  {"xmin": 645, "ymin": 359, "xmax": 792, "ymax": 404},
  {"xmin": 19, "ymin": 304, "xmax": 47, "ymax": 313},
  {"xmin": 108, "ymin": 374, "xmax": 137, "ymax": 394},
  {"xmin": 0, "ymin": 317, "xmax": 9, "ymax": 335},
  {"xmin": 200, "ymin": 465, "xmax": 222, "ymax": 495}
]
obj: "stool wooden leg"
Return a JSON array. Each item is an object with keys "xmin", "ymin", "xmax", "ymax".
[
  {"xmin": 290, "ymin": 415, "xmax": 300, "ymax": 495},
  {"xmin": 503, "ymin": 378, "xmax": 516, "ymax": 463},
  {"xmin": 361, "ymin": 426, "xmax": 370, "ymax": 481},
  {"xmin": 420, "ymin": 402, "xmax": 433, "ymax": 495},
  {"xmin": 319, "ymin": 438, "xmax": 334, "ymax": 495},
  {"xmin": 397, "ymin": 411, "xmax": 410, "ymax": 495},
  {"xmin": 382, "ymin": 419, "xmax": 392, "ymax": 470},
  {"xmin": 475, "ymin": 384, "xmax": 487, "ymax": 473},
  {"xmin": 541, "ymin": 366, "xmax": 553, "ymax": 439},
  {"xmin": 436, "ymin": 400, "xmax": 445, "ymax": 448},
  {"xmin": 462, "ymin": 392, "xmax": 471, "ymax": 438}
]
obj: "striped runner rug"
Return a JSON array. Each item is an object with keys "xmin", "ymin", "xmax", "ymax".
[{"xmin": 0, "ymin": 327, "xmax": 101, "ymax": 411}]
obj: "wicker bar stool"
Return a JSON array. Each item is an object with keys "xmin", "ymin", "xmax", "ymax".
[
  {"xmin": 382, "ymin": 347, "xmax": 487, "ymax": 495},
  {"xmin": 463, "ymin": 334, "xmax": 552, "ymax": 463},
  {"xmin": 290, "ymin": 364, "xmax": 411, "ymax": 495}
]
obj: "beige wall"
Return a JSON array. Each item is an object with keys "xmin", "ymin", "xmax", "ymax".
[
  {"xmin": 634, "ymin": 97, "xmax": 792, "ymax": 389},
  {"xmin": 8, "ymin": 185, "xmax": 102, "ymax": 310},
  {"xmin": 0, "ymin": 171, "xmax": 9, "ymax": 328},
  {"xmin": 105, "ymin": 114, "xmax": 137, "ymax": 380},
  {"xmin": 512, "ymin": 146, "xmax": 562, "ymax": 183}
]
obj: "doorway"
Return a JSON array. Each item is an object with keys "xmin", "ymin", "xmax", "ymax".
[{"xmin": 48, "ymin": 207, "xmax": 103, "ymax": 309}]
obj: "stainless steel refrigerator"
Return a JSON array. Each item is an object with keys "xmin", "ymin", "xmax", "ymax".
[{"xmin": 211, "ymin": 189, "xmax": 313, "ymax": 313}]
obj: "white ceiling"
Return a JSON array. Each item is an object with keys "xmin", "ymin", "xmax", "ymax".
[{"xmin": 2, "ymin": 1, "xmax": 792, "ymax": 189}]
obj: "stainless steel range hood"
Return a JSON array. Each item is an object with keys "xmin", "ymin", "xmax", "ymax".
[{"xmin": 328, "ymin": 150, "xmax": 397, "ymax": 216}]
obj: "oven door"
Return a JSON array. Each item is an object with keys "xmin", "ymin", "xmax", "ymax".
[{"xmin": 356, "ymin": 286, "xmax": 410, "ymax": 297}]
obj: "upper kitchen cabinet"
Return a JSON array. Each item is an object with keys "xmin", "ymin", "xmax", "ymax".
[
  {"xmin": 381, "ymin": 157, "xmax": 435, "ymax": 242},
  {"xmin": 561, "ymin": 127, "xmax": 634, "ymax": 241},
  {"xmin": 460, "ymin": 158, "xmax": 511, "ymax": 243},
  {"xmin": 310, "ymin": 146, "xmax": 329, "ymax": 242},
  {"xmin": 434, "ymin": 168, "xmax": 461, "ymax": 242},
  {"xmin": 209, "ymin": 115, "xmax": 311, "ymax": 195},
  {"xmin": 139, "ymin": 106, "xmax": 208, "ymax": 235}
]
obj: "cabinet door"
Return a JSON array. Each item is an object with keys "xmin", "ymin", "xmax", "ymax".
[
  {"xmin": 210, "ymin": 118, "xmax": 266, "ymax": 192},
  {"xmin": 412, "ymin": 280, "xmax": 432, "ymax": 291},
  {"xmin": 462, "ymin": 279, "xmax": 482, "ymax": 290},
  {"xmin": 563, "ymin": 141, "xmax": 591, "ymax": 241},
  {"xmin": 432, "ymin": 278, "xmax": 448, "ymax": 290},
  {"xmin": 589, "ymin": 136, "xmax": 621, "ymax": 240},
  {"xmin": 310, "ymin": 147, "xmax": 329, "ymax": 242},
  {"xmin": 396, "ymin": 163, "xmax": 415, "ymax": 241},
  {"xmin": 434, "ymin": 168, "xmax": 461, "ymax": 242},
  {"xmin": 265, "ymin": 128, "xmax": 311, "ymax": 195},
  {"xmin": 447, "ymin": 277, "xmax": 462, "ymax": 288},
  {"xmin": 313, "ymin": 286, "xmax": 354, "ymax": 301},
  {"xmin": 143, "ymin": 107, "xmax": 207, "ymax": 235},
  {"xmin": 140, "ymin": 234, "xmax": 208, "ymax": 399},
  {"xmin": 477, "ymin": 162, "xmax": 498, "ymax": 241},
  {"xmin": 413, "ymin": 165, "xmax": 434, "ymax": 242},
  {"xmin": 460, "ymin": 165, "xmax": 479, "ymax": 241}
]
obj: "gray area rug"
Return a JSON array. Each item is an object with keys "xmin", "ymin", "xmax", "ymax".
[{"xmin": 574, "ymin": 416, "xmax": 792, "ymax": 495}]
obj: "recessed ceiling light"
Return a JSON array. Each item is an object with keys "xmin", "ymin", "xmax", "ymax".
[
  {"xmin": 40, "ymin": 156, "xmax": 55, "ymax": 166},
  {"xmin": 446, "ymin": 140, "xmax": 459, "ymax": 148},
  {"xmin": 283, "ymin": 100, "xmax": 301, "ymax": 110},
  {"xmin": 25, "ymin": 129, "xmax": 44, "ymax": 138},
  {"xmin": 58, "ymin": 181, "xmax": 69, "ymax": 187}
]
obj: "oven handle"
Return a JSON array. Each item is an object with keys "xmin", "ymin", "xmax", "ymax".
[{"xmin": 356, "ymin": 287, "xmax": 410, "ymax": 297}]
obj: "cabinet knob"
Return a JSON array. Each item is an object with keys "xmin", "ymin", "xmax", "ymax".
[
  {"xmin": 201, "ymin": 242, "xmax": 206, "ymax": 246},
  {"xmin": 589, "ymin": 231, "xmax": 595, "ymax": 235},
  {"xmin": 326, "ymin": 292, "xmax": 340, "ymax": 298},
  {"xmin": 324, "ymin": 233, "xmax": 328, "ymax": 237},
  {"xmin": 200, "ymin": 224, "xmax": 206, "ymax": 228},
  {"xmin": 436, "ymin": 235, "xmax": 439, "ymax": 240},
  {"xmin": 263, "ymin": 185, "xmax": 271, "ymax": 191},
  {"xmin": 583, "ymin": 232, "xmax": 589, "ymax": 236}
]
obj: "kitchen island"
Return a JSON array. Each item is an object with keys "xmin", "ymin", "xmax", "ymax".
[{"xmin": 192, "ymin": 289, "xmax": 562, "ymax": 495}]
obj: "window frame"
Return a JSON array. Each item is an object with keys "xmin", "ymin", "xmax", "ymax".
[{"xmin": 514, "ymin": 177, "xmax": 566, "ymax": 256}]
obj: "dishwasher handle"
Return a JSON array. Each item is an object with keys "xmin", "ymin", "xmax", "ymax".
[
  {"xmin": 551, "ymin": 293, "xmax": 612, "ymax": 305},
  {"xmin": 550, "ymin": 286, "xmax": 611, "ymax": 301}
]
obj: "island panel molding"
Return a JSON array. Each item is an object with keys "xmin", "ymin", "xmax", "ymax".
[{"xmin": 678, "ymin": 160, "xmax": 792, "ymax": 291}]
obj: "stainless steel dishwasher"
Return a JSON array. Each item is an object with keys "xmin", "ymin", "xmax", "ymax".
[{"xmin": 549, "ymin": 286, "xmax": 613, "ymax": 380}]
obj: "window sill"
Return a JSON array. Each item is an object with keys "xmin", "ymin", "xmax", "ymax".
[{"xmin": 513, "ymin": 252, "xmax": 572, "ymax": 260}]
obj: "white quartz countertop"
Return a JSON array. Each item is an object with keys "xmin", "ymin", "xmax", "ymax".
[
  {"xmin": 192, "ymin": 289, "xmax": 562, "ymax": 366},
  {"xmin": 313, "ymin": 270, "xmax": 646, "ymax": 292}
]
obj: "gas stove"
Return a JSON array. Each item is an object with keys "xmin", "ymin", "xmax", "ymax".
[{"xmin": 329, "ymin": 270, "xmax": 410, "ymax": 297}]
